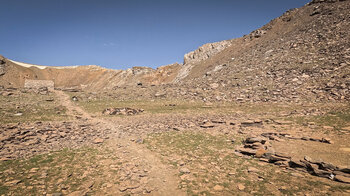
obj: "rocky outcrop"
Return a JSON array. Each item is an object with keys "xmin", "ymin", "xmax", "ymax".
[
  {"xmin": 183, "ymin": 40, "xmax": 231, "ymax": 65},
  {"xmin": 0, "ymin": 55, "xmax": 6, "ymax": 76},
  {"xmin": 174, "ymin": 40, "xmax": 232, "ymax": 83},
  {"xmin": 131, "ymin": 66, "xmax": 154, "ymax": 75}
]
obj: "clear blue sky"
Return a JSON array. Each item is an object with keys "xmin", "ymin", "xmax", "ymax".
[{"xmin": 0, "ymin": 0, "xmax": 309, "ymax": 69}]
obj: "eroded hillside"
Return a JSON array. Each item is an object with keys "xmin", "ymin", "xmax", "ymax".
[
  {"xmin": 1, "ymin": 1, "xmax": 349, "ymax": 104},
  {"xmin": 177, "ymin": 0, "xmax": 350, "ymax": 103}
]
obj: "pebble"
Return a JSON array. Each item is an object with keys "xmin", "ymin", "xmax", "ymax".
[
  {"xmin": 213, "ymin": 185, "xmax": 224, "ymax": 191},
  {"xmin": 248, "ymin": 167, "xmax": 259, "ymax": 173},
  {"xmin": 93, "ymin": 138, "xmax": 104, "ymax": 144},
  {"xmin": 237, "ymin": 183, "xmax": 245, "ymax": 191}
]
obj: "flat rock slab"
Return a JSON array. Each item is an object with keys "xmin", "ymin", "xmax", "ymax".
[
  {"xmin": 200, "ymin": 123, "xmax": 215, "ymax": 128},
  {"xmin": 241, "ymin": 120, "xmax": 263, "ymax": 127},
  {"xmin": 274, "ymin": 120, "xmax": 293, "ymax": 125}
]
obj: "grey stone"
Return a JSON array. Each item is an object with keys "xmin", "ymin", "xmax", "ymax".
[{"xmin": 180, "ymin": 167, "xmax": 190, "ymax": 174}]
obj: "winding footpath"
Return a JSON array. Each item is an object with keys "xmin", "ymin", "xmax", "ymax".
[{"xmin": 54, "ymin": 90, "xmax": 185, "ymax": 195}]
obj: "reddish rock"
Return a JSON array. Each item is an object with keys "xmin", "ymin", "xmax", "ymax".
[
  {"xmin": 93, "ymin": 138, "xmax": 104, "ymax": 144},
  {"xmin": 255, "ymin": 148, "xmax": 267, "ymax": 158}
]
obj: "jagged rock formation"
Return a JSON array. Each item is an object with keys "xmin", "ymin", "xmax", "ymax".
[
  {"xmin": 183, "ymin": 40, "xmax": 232, "ymax": 65},
  {"xmin": 174, "ymin": 40, "xmax": 231, "ymax": 83}
]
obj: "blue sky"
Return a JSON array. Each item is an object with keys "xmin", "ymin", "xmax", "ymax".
[{"xmin": 0, "ymin": 0, "xmax": 309, "ymax": 69}]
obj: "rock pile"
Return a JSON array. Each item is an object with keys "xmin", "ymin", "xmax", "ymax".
[
  {"xmin": 102, "ymin": 108, "xmax": 144, "ymax": 116},
  {"xmin": 236, "ymin": 136, "xmax": 350, "ymax": 184},
  {"xmin": 0, "ymin": 121, "xmax": 110, "ymax": 160}
]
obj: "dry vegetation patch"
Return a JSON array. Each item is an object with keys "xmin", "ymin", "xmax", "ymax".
[
  {"xmin": 0, "ymin": 90, "xmax": 69, "ymax": 123},
  {"xmin": 0, "ymin": 147, "xmax": 99, "ymax": 195}
]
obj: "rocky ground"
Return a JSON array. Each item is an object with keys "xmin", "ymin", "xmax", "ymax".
[
  {"xmin": 0, "ymin": 1, "xmax": 349, "ymax": 195},
  {"xmin": 0, "ymin": 88, "xmax": 349, "ymax": 196}
]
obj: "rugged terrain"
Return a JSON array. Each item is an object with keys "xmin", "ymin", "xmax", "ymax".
[
  {"xmin": 1, "ymin": 0, "xmax": 350, "ymax": 102},
  {"xmin": 0, "ymin": 0, "xmax": 350, "ymax": 195}
]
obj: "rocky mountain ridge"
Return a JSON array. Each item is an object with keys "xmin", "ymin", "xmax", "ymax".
[
  {"xmin": 0, "ymin": 0, "xmax": 349, "ymax": 103},
  {"xmin": 0, "ymin": 55, "xmax": 181, "ymax": 89}
]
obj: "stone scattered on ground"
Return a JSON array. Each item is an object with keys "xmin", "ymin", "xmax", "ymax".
[
  {"xmin": 0, "ymin": 121, "xmax": 110, "ymax": 159},
  {"xmin": 236, "ymin": 135, "xmax": 350, "ymax": 184}
]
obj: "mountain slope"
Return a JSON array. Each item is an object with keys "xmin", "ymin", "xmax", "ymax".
[
  {"xmin": 176, "ymin": 0, "xmax": 350, "ymax": 102},
  {"xmin": 0, "ymin": 56, "xmax": 180, "ymax": 89},
  {"xmin": 0, "ymin": 0, "xmax": 349, "ymax": 102}
]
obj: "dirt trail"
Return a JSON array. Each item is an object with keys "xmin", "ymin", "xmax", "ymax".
[
  {"xmin": 54, "ymin": 90, "xmax": 185, "ymax": 195},
  {"xmin": 54, "ymin": 90, "xmax": 93, "ymax": 120}
]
